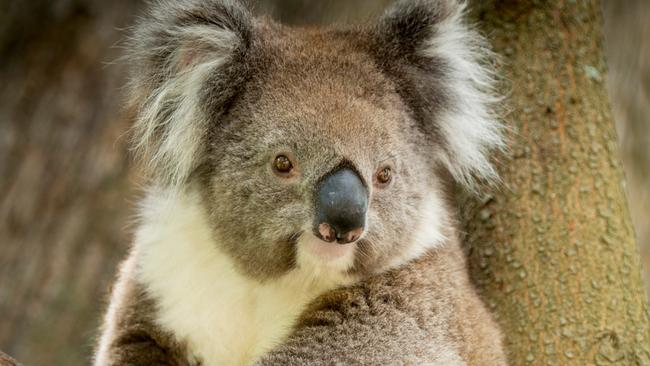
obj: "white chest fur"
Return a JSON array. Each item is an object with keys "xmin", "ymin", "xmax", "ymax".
[{"xmin": 134, "ymin": 190, "xmax": 352, "ymax": 366}]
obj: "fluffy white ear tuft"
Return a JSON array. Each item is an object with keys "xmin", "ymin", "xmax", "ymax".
[
  {"xmin": 375, "ymin": 0, "xmax": 505, "ymax": 190},
  {"xmin": 422, "ymin": 2, "xmax": 505, "ymax": 189},
  {"xmin": 126, "ymin": 0, "xmax": 253, "ymax": 187}
]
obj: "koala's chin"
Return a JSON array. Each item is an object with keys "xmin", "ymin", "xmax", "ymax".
[
  {"xmin": 95, "ymin": 0, "xmax": 506, "ymax": 365},
  {"xmin": 299, "ymin": 233, "xmax": 357, "ymax": 268}
]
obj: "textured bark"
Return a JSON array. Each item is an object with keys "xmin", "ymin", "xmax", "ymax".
[{"xmin": 461, "ymin": 1, "xmax": 650, "ymax": 364}]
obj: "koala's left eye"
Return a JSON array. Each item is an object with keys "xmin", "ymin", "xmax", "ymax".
[
  {"xmin": 375, "ymin": 167, "xmax": 393, "ymax": 188},
  {"xmin": 273, "ymin": 155, "xmax": 294, "ymax": 176}
]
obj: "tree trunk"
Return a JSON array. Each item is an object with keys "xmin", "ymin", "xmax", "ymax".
[{"xmin": 462, "ymin": 1, "xmax": 650, "ymax": 364}]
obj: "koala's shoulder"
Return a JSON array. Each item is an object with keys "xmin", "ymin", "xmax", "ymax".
[
  {"xmin": 96, "ymin": 259, "xmax": 191, "ymax": 366},
  {"xmin": 257, "ymin": 244, "xmax": 507, "ymax": 366}
]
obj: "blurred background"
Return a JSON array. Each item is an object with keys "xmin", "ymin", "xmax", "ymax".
[{"xmin": 0, "ymin": 1, "xmax": 647, "ymax": 365}]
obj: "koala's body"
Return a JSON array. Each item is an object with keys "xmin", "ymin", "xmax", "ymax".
[{"xmin": 94, "ymin": 0, "xmax": 507, "ymax": 365}]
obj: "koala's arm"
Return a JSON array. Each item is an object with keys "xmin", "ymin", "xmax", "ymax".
[
  {"xmin": 256, "ymin": 242, "xmax": 506, "ymax": 366},
  {"xmin": 94, "ymin": 256, "xmax": 191, "ymax": 366}
]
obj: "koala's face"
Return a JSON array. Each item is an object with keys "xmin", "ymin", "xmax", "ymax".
[
  {"xmin": 205, "ymin": 30, "xmax": 437, "ymax": 278},
  {"xmin": 129, "ymin": 0, "xmax": 502, "ymax": 280}
]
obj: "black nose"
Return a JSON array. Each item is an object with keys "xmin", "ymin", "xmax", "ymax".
[{"xmin": 314, "ymin": 167, "xmax": 368, "ymax": 244}]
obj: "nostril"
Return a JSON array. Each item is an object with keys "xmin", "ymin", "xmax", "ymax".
[
  {"xmin": 318, "ymin": 223, "xmax": 364, "ymax": 244},
  {"xmin": 318, "ymin": 223, "xmax": 336, "ymax": 243},
  {"xmin": 335, "ymin": 227, "xmax": 364, "ymax": 244},
  {"xmin": 349, "ymin": 227, "xmax": 364, "ymax": 242}
]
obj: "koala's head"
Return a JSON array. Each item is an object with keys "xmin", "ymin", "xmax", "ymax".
[{"xmin": 129, "ymin": 0, "xmax": 503, "ymax": 280}]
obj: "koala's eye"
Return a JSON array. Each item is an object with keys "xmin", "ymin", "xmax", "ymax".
[
  {"xmin": 273, "ymin": 155, "xmax": 294, "ymax": 175},
  {"xmin": 375, "ymin": 167, "xmax": 392, "ymax": 187}
]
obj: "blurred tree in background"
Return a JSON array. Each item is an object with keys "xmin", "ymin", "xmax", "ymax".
[
  {"xmin": 0, "ymin": 1, "xmax": 648, "ymax": 365},
  {"xmin": 1, "ymin": 1, "xmax": 142, "ymax": 365},
  {"xmin": 603, "ymin": 1, "xmax": 650, "ymax": 297}
]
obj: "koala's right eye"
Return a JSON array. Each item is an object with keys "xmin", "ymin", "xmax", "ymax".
[{"xmin": 273, "ymin": 155, "xmax": 294, "ymax": 176}]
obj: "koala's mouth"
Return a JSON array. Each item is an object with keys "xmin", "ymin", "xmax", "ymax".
[
  {"xmin": 303, "ymin": 233, "xmax": 357, "ymax": 260},
  {"xmin": 296, "ymin": 232, "xmax": 358, "ymax": 271}
]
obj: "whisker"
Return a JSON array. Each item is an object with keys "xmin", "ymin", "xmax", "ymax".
[{"xmin": 288, "ymin": 230, "xmax": 303, "ymax": 244}]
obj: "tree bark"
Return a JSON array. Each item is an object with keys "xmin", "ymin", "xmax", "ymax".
[{"xmin": 462, "ymin": 1, "xmax": 650, "ymax": 364}]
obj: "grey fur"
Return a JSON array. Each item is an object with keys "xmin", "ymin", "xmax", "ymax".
[
  {"xmin": 255, "ymin": 236, "xmax": 506, "ymax": 366},
  {"xmin": 97, "ymin": 0, "xmax": 506, "ymax": 364},
  {"xmin": 127, "ymin": 0, "xmax": 254, "ymax": 187},
  {"xmin": 98, "ymin": 269, "xmax": 192, "ymax": 365},
  {"xmin": 201, "ymin": 20, "xmax": 436, "ymax": 279}
]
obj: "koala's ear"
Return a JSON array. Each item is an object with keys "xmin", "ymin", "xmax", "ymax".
[
  {"xmin": 373, "ymin": 0, "xmax": 504, "ymax": 189},
  {"xmin": 127, "ymin": 0, "xmax": 253, "ymax": 187}
]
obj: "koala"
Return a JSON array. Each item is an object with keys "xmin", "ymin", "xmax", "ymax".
[{"xmin": 94, "ymin": 0, "xmax": 507, "ymax": 365}]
